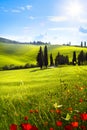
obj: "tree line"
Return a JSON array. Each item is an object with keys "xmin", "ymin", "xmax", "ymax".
[
  {"xmin": 2, "ymin": 45, "xmax": 87, "ymax": 71},
  {"xmin": 37, "ymin": 46, "xmax": 87, "ymax": 69}
]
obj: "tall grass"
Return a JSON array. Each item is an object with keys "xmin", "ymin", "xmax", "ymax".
[{"xmin": 0, "ymin": 66, "xmax": 87, "ymax": 129}]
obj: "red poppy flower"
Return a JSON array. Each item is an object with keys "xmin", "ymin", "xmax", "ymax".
[
  {"xmin": 64, "ymin": 125, "xmax": 72, "ymax": 130},
  {"xmin": 49, "ymin": 128, "xmax": 54, "ymax": 130},
  {"xmin": 21, "ymin": 123, "xmax": 32, "ymax": 130},
  {"xmin": 71, "ymin": 122, "xmax": 78, "ymax": 128},
  {"xmin": 67, "ymin": 107, "xmax": 73, "ymax": 112},
  {"xmin": 10, "ymin": 124, "xmax": 17, "ymax": 130},
  {"xmin": 80, "ymin": 125, "xmax": 86, "ymax": 130},
  {"xmin": 73, "ymin": 115, "xmax": 78, "ymax": 120},
  {"xmin": 79, "ymin": 99, "xmax": 83, "ymax": 102},
  {"xmin": 56, "ymin": 121, "xmax": 62, "ymax": 126},
  {"xmin": 34, "ymin": 110, "xmax": 39, "ymax": 113},
  {"xmin": 55, "ymin": 109, "xmax": 61, "ymax": 114},
  {"xmin": 80, "ymin": 113, "xmax": 87, "ymax": 121},
  {"xmin": 30, "ymin": 125, "xmax": 38, "ymax": 130},
  {"xmin": 24, "ymin": 116, "xmax": 28, "ymax": 120},
  {"xmin": 29, "ymin": 110, "xmax": 34, "ymax": 113}
]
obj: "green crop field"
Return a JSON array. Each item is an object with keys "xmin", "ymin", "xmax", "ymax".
[{"xmin": 0, "ymin": 66, "xmax": 87, "ymax": 130}]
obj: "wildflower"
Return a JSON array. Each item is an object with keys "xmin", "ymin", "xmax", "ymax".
[
  {"xmin": 24, "ymin": 116, "xmax": 28, "ymax": 120},
  {"xmin": 55, "ymin": 109, "xmax": 61, "ymax": 114},
  {"xmin": 34, "ymin": 110, "xmax": 39, "ymax": 113},
  {"xmin": 80, "ymin": 113, "xmax": 87, "ymax": 121},
  {"xmin": 80, "ymin": 125, "xmax": 86, "ymax": 130},
  {"xmin": 71, "ymin": 122, "xmax": 78, "ymax": 128},
  {"xmin": 65, "ymin": 113, "xmax": 71, "ymax": 121},
  {"xmin": 67, "ymin": 107, "xmax": 73, "ymax": 112},
  {"xmin": 74, "ymin": 109, "xmax": 80, "ymax": 113},
  {"xmin": 79, "ymin": 98, "xmax": 83, "ymax": 103},
  {"xmin": 49, "ymin": 128, "xmax": 54, "ymax": 130},
  {"xmin": 10, "ymin": 124, "xmax": 17, "ymax": 130},
  {"xmin": 79, "ymin": 87, "xmax": 84, "ymax": 90},
  {"xmin": 31, "ymin": 125, "xmax": 38, "ymax": 130},
  {"xmin": 64, "ymin": 125, "xmax": 72, "ymax": 130},
  {"xmin": 67, "ymin": 89, "xmax": 70, "ymax": 93},
  {"xmin": 56, "ymin": 121, "xmax": 62, "ymax": 126},
  {"xmin": 21, "ymin": 123, "xmax": 32, "ymax": 130},
  {"xmin": 53, "ymin": 103, "xmax": 62, "ymax": 108},
  {"xmin": 73, "ymin": 115, "xmax": 78, "ymax": 120},
  {"xmin": 29, "ymin": 110, "xmax": 34, "ymax": 113},
  {"xmin": 53, "ymin": 103, "xmax": 58, "ymax": 108}
]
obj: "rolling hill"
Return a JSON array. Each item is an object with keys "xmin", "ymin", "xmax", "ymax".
[{"xmin": 0, "ymin": 41, "xmax": 87, "ymax": 70}]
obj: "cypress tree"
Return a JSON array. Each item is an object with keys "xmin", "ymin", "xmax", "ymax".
[
  {"xmin": 50, "ymin": 53, "xmax": 54, "ymax": 66},
  {"xmin": 81, "ymin": 41, "xmax": 83, "ymax": 47},
  {"xmin": 36, "ymin": 46, "xmax": 43, "ymax": 69},
  {"xmin": 72, "ymin": 51, "xmax": 76, "ymax": 65},
  {"xmin": 44, "ymin": 45, "xmax": 48, "ymax": 68},
  {"xmin": 78, "ymin": 50, "xmax": 85, "ymax": 65},
  {"xmin": 84, "ymin": 41, "xmax": 86, "ymax": 47}
]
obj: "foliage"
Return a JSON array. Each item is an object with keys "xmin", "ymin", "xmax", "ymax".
[
  {"xmin": 36, "ymin": 46, "xmax": 43, "ymax": 69},
  {"xmin": 55, "ymin": 52, "xmax": 69, "ymax": 66},
  {"xmin": 72, "ymin": 51, "xmax": 76, "ymax": 65},
  {"xmin": 50, "ymin": 54, "xmax": 54, "ymax": 66},
  {"xmin": 44, "ymin": 45, "xmax": 48, "ymax": 68}
]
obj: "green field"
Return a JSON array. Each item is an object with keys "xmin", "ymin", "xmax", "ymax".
[
  {"xmin": 1, "ymin": 42, "xmax": 87, "ymax": 69},
  {"xmin": 0, "ymin": 66, "xmax": 87, "ymax": 129}
]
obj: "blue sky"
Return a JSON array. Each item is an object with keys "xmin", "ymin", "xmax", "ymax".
[{"xmin": 0, "ymin": 0, "xmax": 87, "ymax": 44}]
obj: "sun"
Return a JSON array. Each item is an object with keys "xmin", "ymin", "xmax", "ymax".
[{"xmin": 66, "ymin": 1, "xmax": 83, "ymax": 17}]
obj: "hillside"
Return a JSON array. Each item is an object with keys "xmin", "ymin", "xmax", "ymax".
[{"xmin": 0, "ymin": 42, "xmax": 87, "ymax": 69}]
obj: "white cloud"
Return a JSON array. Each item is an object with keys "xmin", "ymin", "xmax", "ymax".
[
  {"xmin": 0, "ymin": 7, "xmax": 9, "ymax": 12},
  {"xmin": 0, "ymin": 34, "xmax": 32, "ymax": 42},
  {"xmin": 23, "ymin": 27, "xmax": 31, "ymax": 33},
  {"xmin": 3, "ymin": 9, "xmax": 8, "ymax": 12},
  {"xmin": 79, "ymin": 18, "xmax": 87, "ymax": 23},
  {"xmin": 11, "ymin": 9, "xmax": 21, "ymax": 13},
  {"xmin": 0, "ymin": 5, "xmax": 32, "ymax": 13},
  {"xmin": 26, "ymin": 5, "xmax": 32, "ymax": 10},
  {"xmin": 19, "ymin": 7, "xmax": 25, "ymax": 11},
  {"xmin": 28, "ymin": 16, "xmax": 35, "ymax": 20},
  {"xmin": 49, "ymin": 27, "xmax": 77, "ymax": 31},
  {"xmin": 35, "ymin": 33, "xmax": 47, "ymax": 41},
  {"xmin": 48, "ymin": 16, "xmax": 68, "ymax": 22}
]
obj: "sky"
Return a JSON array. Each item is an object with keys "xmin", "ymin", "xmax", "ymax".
[{"xmin": 0, "ymin": 0, "xmax": 87, "ymax": 45}]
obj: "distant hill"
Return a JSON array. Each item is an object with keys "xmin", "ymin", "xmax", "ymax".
[
  {"xmin": 0, "ymin": 37, "xmax": 50, "ymax": 45},
  {"xmin": 0, "ymin": 37, "xmax": 19, "ymax": 44}
]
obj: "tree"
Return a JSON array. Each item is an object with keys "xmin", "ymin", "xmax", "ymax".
[
  {"xmin": 72, "ymin": 51, "xmax": 76, "ymax": 65},
  {"xmin": 81, "ymin": 41, "xmax": 83, "ymax": 47},
  {"xmin": 84, "ymin": 41, "xmax": 86, "ymax": 47},
  {"xmin": 50, "ymin": 53, "xmax": 54, "ymax": 66},
  {"xmin": 36, "ymin": 46, "xmax": 43, "ymax": 69},
  {"xmin": 85, "ymin": 52, "xmax": 87, "ymax": 61},
  {"xmin": 65, "ymin": 56, "xmax": 69, "ymax": 64},
  {"xmin": 55, "ymin": 52, "xmax": 69, "ymax": 66},
  {"xmin": 78, "ymin": 50, "xmax": 85, "ymax": 65},
  {"xmin": 44, "ymin": 45, "xmax": 48, "ymax": 68}
]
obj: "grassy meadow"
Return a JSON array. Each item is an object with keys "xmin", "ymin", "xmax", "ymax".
[
  {"xmin": 0, "ymin": 66, "xmax": 87, "ymax": 129},
  {"xmin": 0, "ymin": 43, "xmax": 87, "ymax": 129}
]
